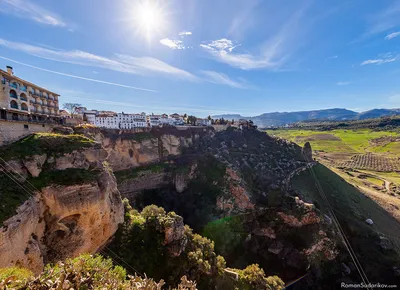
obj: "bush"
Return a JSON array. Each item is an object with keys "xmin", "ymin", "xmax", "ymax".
[
  {"xmin": 0, "ymin": 254, "xmax": 197, "ymax": 290},
  {"xmin": 109, "ymin": 204, "xmax": 284, "ymax": 289}
]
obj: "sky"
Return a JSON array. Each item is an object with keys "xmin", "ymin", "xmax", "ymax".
[{"xmin": 1, "ymin": 0, "xmax": 400, "ymax": 117}]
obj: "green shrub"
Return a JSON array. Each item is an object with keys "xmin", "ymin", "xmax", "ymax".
[
  {"xmin": 29, "ymin": 168, "xmax": 99, "ymax": 189},
  {"xmin": 0, "ymin": 254, "xmax": 197, "ymax": 289},
  {"xmin": 0, "ymin": 133, "xmax": 96, "ymax": 161},
  {"xmin": 0, "ymin": 267, "xmax": 33, "ymax": 281}
]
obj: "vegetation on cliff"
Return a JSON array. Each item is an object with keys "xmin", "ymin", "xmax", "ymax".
[
  {"xmin": 0, "ymin": 254, "xmax": 197, "ymax": 289},
  {"xmin": 114, "ymin": 163, "xmax": 167, "ymax": 183},
  {"xmin": 0, "ymin": 133, "xmax": 97, "ymax": 161},
  {"xmin": 107, "ymin": 202, "xmax": 284, "ymax": 289}
]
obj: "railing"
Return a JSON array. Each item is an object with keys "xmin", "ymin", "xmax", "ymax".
[
  {"xmin": 10, "ymin": 83, "xmax": 18, "ymax": 89},
  {"xmin": 20, "ymin": 86, "xmax": 27, "ymax": 92},
  {"xmin": 10, "ymin": 104, "xmax": 18, "ymax": 109},
  {"xmin": 20, "ymin": 97, "xmax": 28, "ymax": 101},
  {"xmin": 21, "ymin": 107, "xmax": 28, "ymax": 111},
  {"xmin": 10, "ymin": 94, "xmax": 18, "ymax": 99}
]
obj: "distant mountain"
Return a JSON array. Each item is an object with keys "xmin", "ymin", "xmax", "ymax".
[
  {"xmin": 212, "ymin": 108, "xmax": 400, "ymax": 127},
  {"xmin": 354, "ymin": 109, "xmax": 400, "ymax": 120}
]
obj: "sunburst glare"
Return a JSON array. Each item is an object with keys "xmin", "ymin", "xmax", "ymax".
[{"xmin": 129, "ymin": 0, "xmax": 169, "ymax": 44}]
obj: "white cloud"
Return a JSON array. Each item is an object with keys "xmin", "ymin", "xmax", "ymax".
[
  {"xmin": 201, "ymin": 70, "xmax": 248, "ymax": 89},
  {"xmin": 355, "ymin": 2, "xmax": 400, "ymax": 41},
  {"xmin": 0, "ymin": 55, "xmax": 157, "ymax": 92},
  {"xmin": 326, "ymin": 55, "xmax": 338, "ymax": 60},
  {"xmin": 200, "ymin": 38, "xmax": 238, "ymax": 54},
  {"xmin": 360, "ymin": 57, "xmax": 398, "ymax": 66},
  {"xmin": 0, "ymin": 38, "xmax": 197, "ymax": 81},
  {"xmin": 178, "ymin": 31, "xmax": 192, "ymax": 36},
  {"xmin": 337, "ymin": 81, "xmax": 351, "ymax": 86},
  {"xmin": 160, "ymin": 38, "xmax": 185, "ymax": 50},
  {"xmin": 200, "ymin": 6, "xmax": 308, "ymax": 70},
  {"xmin": 0, "ymin": 0, "xmax": 66, "ymax": 27},
  {"xmin": 385, "ymin": 31, "xmax": 400, "ymax": 40},
  {"xmin": 200, "ymin": 38, "xmax": 283, "ymax": 70}
]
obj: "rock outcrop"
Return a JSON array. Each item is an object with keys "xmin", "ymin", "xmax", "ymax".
[
  {"xmin": 0, "ymin": 146, "xmax": 123, "ymax": 274},
  {"xmin": 302, "ymin": 142, "xmax": 313, "ymax": 162},
  {"xmin": 100, "ymin": 127, "xmax": 213, "ymax": 171}
]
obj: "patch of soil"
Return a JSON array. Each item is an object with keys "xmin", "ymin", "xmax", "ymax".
[{"xmin": 296, "ymin": 134, "xmax": 341, "ymax": 142}]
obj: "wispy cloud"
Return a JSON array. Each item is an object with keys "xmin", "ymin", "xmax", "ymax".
[
  {"xmin": 326, "ymin": 55, "xmax": 338, "ymax": 60},
  {"xmin": 0, "ymin": 0, "xmax": 67, "ymax": 28},
  {"xmin": 385, "ymin": 31, "xmax": 400, "ymax": 40},
  {"xmin": 59, "ymin": 89, "xmax": 240, "ymax": 115},
  {"xmin": 200, "ymin": 4, "xmax": 309, "ymax": 70},
  {"xmin": 356, "ymin": 2, "xmax": 400, "ymax": 41},
  {"xmin": 361, "ymin": 53, "xmax": 399, "ymax": 66},
  {"xmin": 178, "ymin": 31, "xmax": 192, "ymax": 37},
  {"xmin": 0, "ymin": 56, "xmax": 157, "ymax": 92},
  {"xmin": 0, "ymin": 38, "xmax": 197, "ymax": 81},
  {"xmin": 337, "ymin": 81, "xmax": 351, "ymax": 86},
  {"xmin": 201, "ymin": 70, "xmax": 249, "ymax": 89},
  {"xmin": 160, "ymin": 38, "xmax": 185, "ymax": 50}
]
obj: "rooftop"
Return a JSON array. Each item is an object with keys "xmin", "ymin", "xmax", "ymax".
[{"xmin": 0, "ymin": 68, "xmax": 59, "ymax": 96}]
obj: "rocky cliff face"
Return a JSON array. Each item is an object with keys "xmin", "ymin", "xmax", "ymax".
[
  {"xmin": 0, "ymin": 146, "xmax": 123, "ymax": 274},
  {"xmin": 99, "ymin": 127, "xmax": 213, "ymax": 171}
]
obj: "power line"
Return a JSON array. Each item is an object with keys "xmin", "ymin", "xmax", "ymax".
[
  {"xmin": 0, "ymin": 156, "xmax": 145, "ymax": 278},
  {"xmin": 301, "ymin": 159, "xmax": 372, "ymax": 289}
]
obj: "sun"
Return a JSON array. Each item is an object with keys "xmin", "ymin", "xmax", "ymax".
[{"xmin": 130, "ymin": 0, "xmax": 168, "ymax": 43}]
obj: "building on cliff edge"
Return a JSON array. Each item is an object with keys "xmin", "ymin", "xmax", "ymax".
[{"xmin": 0, "ymin": 66, "xmax": 60, "ymax": 123}]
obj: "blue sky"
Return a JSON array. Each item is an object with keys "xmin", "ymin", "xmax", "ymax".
[{"xmin": 1, "ymin": 0, "xmax": 400, "ymax": 117}]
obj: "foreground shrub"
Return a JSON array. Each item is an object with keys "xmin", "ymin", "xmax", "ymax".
[{"xmin": 0, "ymin": 254, "xmax": 196, "ymax": 289}]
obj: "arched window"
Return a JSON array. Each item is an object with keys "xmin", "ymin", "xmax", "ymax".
[
  {"xmin": 10, "ymin": 100, "xmax": 18, "ymax": 109},
  {"xmin": 9, "ymin": 89, "xmax": 17, "ymax": 99},
  {"xmin": 21, "ymin": 103, "xmax": 28, "ymax": 111},
  {"xmin": 20, "ymin": 93, "xmax": 27, "ymax": 101}
]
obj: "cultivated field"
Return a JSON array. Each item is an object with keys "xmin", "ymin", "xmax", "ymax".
[{"xmin": 267, "ymin": 128, "xmax": 400, "ymax": 220}]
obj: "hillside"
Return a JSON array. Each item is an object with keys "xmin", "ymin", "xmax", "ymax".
[
  {"xmin": 0, "ymin": 125, "xmax": 399, "ymax": 288},
  {"xmin": 213, "ymin": 108, "xmax": 400, "ymax": 127}
]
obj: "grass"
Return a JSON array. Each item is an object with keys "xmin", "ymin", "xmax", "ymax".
[
  {"xmin": 267, "ymin": 129, "xmax": 399, "ymax": 155},
  {"xmin": 0, "ymin": 168, "xmax": 99, "ymax": 225},
  {"xmin": 29, "ymin": 168, "xmax": 99, "ymax": 190},
  {"xmin": 0, "ymin": 174, "xmax": 31, "ymax": 225},
  {"xmin": 0, "ymin": 133, "xmax": 97, "ymax": 161},
  {"xmin": 363, "ymin": 176, "xmax": 384, "ymax": 187},
  {"xmin": 291, "ymin": 164, "xmax": 400, "ymax": 282},
  {"xmin": 114, "ymin": 163, "xmax": 167, "ymax": 183}
]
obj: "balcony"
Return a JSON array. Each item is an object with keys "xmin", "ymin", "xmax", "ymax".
[
  {"xmin": 10, "ymin": 94, "xmax": 18, "ymax": 99},
  {"xmin": 20, "ymin": 96, "xmax": 28, "ymax": 102},
  {"xmin": 10, "ymin": 83, "xmax": 18, "ymax": 89},
  {"xmin": 21, "ymin": 107, "xmax": 28, "ymax": 111},
  {"xmin": 10, "ymin": 103, "xmax": 18, "ymax": 109},
  {"xmin": 20, "ymin": 86, "xmax": 27, "ymax": 92}
]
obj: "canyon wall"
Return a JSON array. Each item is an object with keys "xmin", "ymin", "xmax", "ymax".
[{"xmin": 0, "ymin": 148, "xmax": 123, "ymax": 274}]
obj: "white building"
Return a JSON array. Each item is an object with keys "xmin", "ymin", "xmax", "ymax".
[
  {"xmin": 147, "ymin": 113, "xmax": 181, "ymax": 127},
  {"xmin": 196, "ymin": 118, "xmax": 211, "ymax": 126},
  {"xmin": 118, "ymin": 112, "xmax": 147, "ymax": 129},
  {"xmin": 85, "ymin": 111, "xmax": 147, "ymax": 129}
]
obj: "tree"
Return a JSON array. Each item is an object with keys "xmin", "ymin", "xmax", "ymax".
[
  {"xmin": 62, "ymin": 103, "xmax": 81, "ymax": 117},
  {"xmin": 207, "ymin": 115, "xmax": 211, "ymax": 121},
  {"xmin": 187, "ymin": 115, "xmax": 197, "ymax": 125}
]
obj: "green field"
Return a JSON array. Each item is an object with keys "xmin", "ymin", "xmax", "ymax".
[{"xmin": 266, "ymin": 129, "xmax": 399, "ymax": 155}]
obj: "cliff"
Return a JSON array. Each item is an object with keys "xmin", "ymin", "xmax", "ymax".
[
  {"xmin": 98, "ymin": 126, "xmax": 214, "ymax": 171},
  {"xmin": 0, "ymin": 133, "xmax": 123, "ymax": 273}
]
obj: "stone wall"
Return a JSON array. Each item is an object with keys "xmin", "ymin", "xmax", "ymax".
[{"xmin": 0, "ymin": 120, "xmax": 53, "ymax": 145}]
